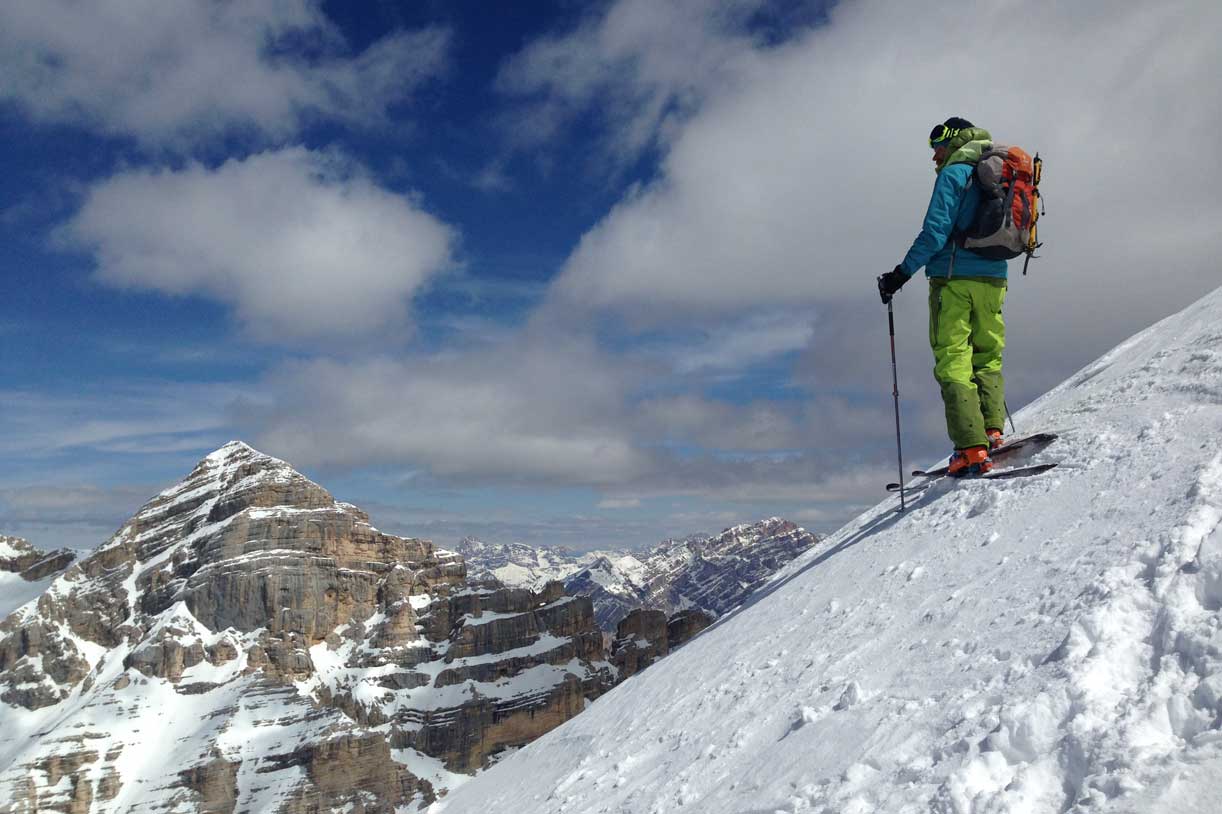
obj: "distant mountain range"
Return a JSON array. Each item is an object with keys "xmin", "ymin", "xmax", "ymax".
[{"xmin": 454, "ymin": 517, "xmax": 821, "ymax": 631}]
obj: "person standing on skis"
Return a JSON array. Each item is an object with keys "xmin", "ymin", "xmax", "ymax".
[{"xmin": 877, "ymin": 117, "xmax": 1008, "ymax": 477}]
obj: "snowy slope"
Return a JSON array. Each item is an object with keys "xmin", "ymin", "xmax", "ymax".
[
  {"xmin": 0, "ymin": 536, "xmax": 74, "ymax": 618},
  {"xmin": 0, "ymin": 571, "xmax": 57, "ymax": 619},
  {"xmin": 435, "ymin": 287, "xmax": 1222, "ymax": 814}
]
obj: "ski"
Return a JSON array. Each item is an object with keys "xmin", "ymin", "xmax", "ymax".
[
  {"xmin": 885, "ymin": 432, "xmax": 1058, "ymax": 491},
  {"xmin": 887, "ymin": 461, "xmax": 1058, "ymax": 491},
  {"xmin": 913, "ymin": 432, "xmax": 1057, "ymax": 478}
]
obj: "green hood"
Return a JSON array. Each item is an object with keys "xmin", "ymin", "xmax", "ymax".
[{"xmin": 936, "ymin": 127, "xmax": 992, "ymax": 173}]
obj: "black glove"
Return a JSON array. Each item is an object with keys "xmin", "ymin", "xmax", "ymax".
[{"xmin": 878, "ymin": 266, "xmax": 908, "ymax": 304}]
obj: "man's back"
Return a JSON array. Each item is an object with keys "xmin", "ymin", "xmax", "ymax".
[{"xmin": 903, "ymin": 162, "xmax": 1008, "ymax": 280}]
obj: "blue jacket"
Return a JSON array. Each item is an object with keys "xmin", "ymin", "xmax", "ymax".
[{"xmin": 900, "ymin": 163, "xmax": 1008, "ymax": 280}]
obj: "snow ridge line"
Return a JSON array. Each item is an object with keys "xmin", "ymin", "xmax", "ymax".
[{"xmin": 937, "ymin": 453, "xmax": 1222, "ymax": 812}]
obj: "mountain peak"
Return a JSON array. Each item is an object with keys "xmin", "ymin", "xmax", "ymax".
[
  {"xmin": 200, "ymin": 438, "xmax": 287, "ymax": 471},
  {"xmin": 211, "ymin": 438, "xmax": 257, "ymax": 455}
]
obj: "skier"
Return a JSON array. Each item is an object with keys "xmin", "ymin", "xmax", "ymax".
[{"xmin": 877, "ymin": 117, "xmax": 1008, "ymax": 477}]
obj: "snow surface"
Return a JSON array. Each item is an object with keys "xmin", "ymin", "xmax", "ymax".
[
  {"xmin": 0, "ymin": 571, "xmax": 56, "ymax": 619},
  {"xmin": 434, "ymin": 288, "xmax": 1222, "ymax": 813},
  {"xmin": 0, "ymin": 538, "xmax": 25, "ymax": 560}
]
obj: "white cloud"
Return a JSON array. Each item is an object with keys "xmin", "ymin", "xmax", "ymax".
[
  {"xmin": 0, "ymin": 0, "xmax": 448, "ymax": 146},
  {"xmin": 0, "ymin": 484, "xmax": 150, "ymax": 527},
  {"xmin": 540, "ymin": 0, "xmax": 1222, "ymax": 346},
  {"xmin": 17, "ymin": 0, "xmax": 1221, "ymax": 549},
  {"xmin": 597, "ymin": 498, "xmax": 643, "ymax": 510},
  {"xmin": 339, "ymin": 0, "xmax": 1215, "ymax": 528},
  {"xmin": 496, "ymin": 0, "xmax": 765, "ymax": 164},
  {"xmin": 247, "ymin": 336, "xmax": 654, "ymax": 485},
  {"xmin": 665, "ymin": 311, "xmax": 815, "ymax": 374},
  {"xmin": 63, "ymin": 148, "xmax": 455, "ymax": 342},
  {"xmin": 0, "ymin": 386, "xmax": 230, "ymax": 456},
  {"xmin": 241, "ymin": 325, "xmax": 914, "ymax": 504}
]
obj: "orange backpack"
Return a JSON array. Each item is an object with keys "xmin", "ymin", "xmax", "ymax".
[{"xmin": 958, "ymin": 146, "xmax": 1044, "ymax": 274}]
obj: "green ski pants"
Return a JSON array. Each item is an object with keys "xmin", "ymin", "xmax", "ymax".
[{"xmin": 928, "ymin": 277, "xmax": 1007, "ymax": 449}]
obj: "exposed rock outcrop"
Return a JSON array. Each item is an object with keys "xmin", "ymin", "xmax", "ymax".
[
  {"xmin": 610, "ymin": 607, "xmax": 712, "ymax": 680},
  {"xmin": 610, "ymin": 609, "xmax": 669, "ymax": 679},
  {"xmin": 667, "ymin": 608, "xmax": 713, "ymax": 648}
]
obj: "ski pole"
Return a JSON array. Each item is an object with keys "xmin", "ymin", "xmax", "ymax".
[
  {"xmin": 886, "ymin": 300, "xmax": 906, "ymax": 512},
  {"xmin": 1004, "ymin": 400, "xmax": 1017, "ymax": 435}
]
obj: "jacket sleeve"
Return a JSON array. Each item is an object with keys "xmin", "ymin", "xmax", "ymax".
[{"xmin": 899, "ymin": 167, "xmax": 968, "ymax": 276}]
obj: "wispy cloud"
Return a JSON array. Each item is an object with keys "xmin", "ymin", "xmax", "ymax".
[
  {"xmin": 0, "ymin": 484, "xmax": 152, "ymax": 526},
  {"xmin": 597, "ymin": 497, "xmax": 642, "ymax": 510},
  {"xmin": 496, "ymin": 0, "xmax": 770, "ymax": 168},
  {"xmin": 665, "ymin": 311, "xmax": 815, "ymax": 374},
  {"xmin": 0, "ymin": 383, "xmax": 239, "ymax": 458}
]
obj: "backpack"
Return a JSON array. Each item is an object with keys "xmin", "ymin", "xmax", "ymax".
[{"xmin": 957, "ymin": 145, "xmax": 1044, "ymax": 274}]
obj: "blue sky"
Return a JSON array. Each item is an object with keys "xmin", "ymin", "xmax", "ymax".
[{"xmin": 2, "ymin": 0, "xmax": 1219, "ymax": 552}]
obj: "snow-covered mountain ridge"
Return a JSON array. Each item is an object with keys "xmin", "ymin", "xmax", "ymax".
[
  {"xmin": 452, "ymin": 538, "xmax": 599, "ymax": 591},
  {"xmin": 458, "ymin": 519, "xmax": 821, "ymax": 631},
  {"xmin": 436, "ymin": 286, "xmax": 1222, "ymax": 814}
]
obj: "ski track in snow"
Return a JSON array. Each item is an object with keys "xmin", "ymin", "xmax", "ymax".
[{"xmin": 436, "ymin": 289, "xmax": 1222, "ymax": 814}]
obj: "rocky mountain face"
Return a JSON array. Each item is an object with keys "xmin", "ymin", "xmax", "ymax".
[
  {"xmin": 634, "ymin": 518, "xmax": 819, "ymax": 618},
  {"xmin": 460, "ymin": 519, "xmax": 821, "ymax": 631},
  {"xmin": 0, "ymin": 443, "xmax": 614, "ymax": 813},
  {"xmin": 609, "ymin": 608, "xmax": 712, "ymax": 680}
]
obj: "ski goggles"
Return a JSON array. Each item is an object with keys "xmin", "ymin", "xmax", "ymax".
[{"xmin": 928, "ymin": 124, "xmax": 960, "ymax": 148}]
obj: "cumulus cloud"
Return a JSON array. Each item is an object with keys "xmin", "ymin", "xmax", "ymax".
[
  {"xmin": 540, "ymin": 0, "xmax": 1222, "ymax": 357},
  {"xmin": 63, "ymin": 148, "xmax": 455, "ymax": 342},
  {"xmin": 246, "ymin": 336, "xmax": 654, "ymax": 485},
  {"xmin": 242, "ymin": 319, "xmax": 904, "ymax": 507},
  {"xmin": 0, "ymin": 0, "xmax": 448, "ymax": 146},
  {"xmin": 472, "ymin": 0, "xmax": 1222, "ymax": 520},
  {"xmin": 296, "ymin": 0, "xmax": 1213, "ymax": 529},
  {"xmin": 633, "ymin": 393, "xmax": 895, "ymax": 454},
  {"xmin": 18, "ymin": 0, "xmax": 1221, "ymax": 546}
]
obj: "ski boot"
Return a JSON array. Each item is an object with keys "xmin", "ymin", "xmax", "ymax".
[
  {"xmin": 947, "ymin": 445, "xmax": 993, "ymax": 478},
  {"xmin": 986, "ymin": 428, "xmax": 1004, "ymax": 451}
]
